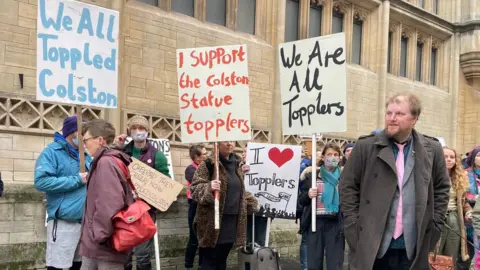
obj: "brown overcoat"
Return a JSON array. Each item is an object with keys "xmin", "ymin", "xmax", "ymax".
[
  {"xmin": 452, "ymin": 184, "xmax": 472, "ymax": 261},
  {"xmin": 339, "ymin": 129, "xmax": 451, "ymax": 270},
  {"xmin": 190, "ymin": 154, "xmax": 258, "ymax": 248}
]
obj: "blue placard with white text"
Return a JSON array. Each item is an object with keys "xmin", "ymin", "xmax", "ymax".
[{"xmin": 36, "ymin": 0, "xmax": 119, "ymax": 108}]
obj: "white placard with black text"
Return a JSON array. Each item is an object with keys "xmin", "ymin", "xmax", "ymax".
[
  {"xmin": 125, "ymin": 137, "xmax": 174, "ymax": 181},
  {"xmin": 279, "ymin": 33, "xmax": 347, "ymax": 135},
  {"xmin": 244, "ymin": 143, "xmax": 302, "ymax": 220}
]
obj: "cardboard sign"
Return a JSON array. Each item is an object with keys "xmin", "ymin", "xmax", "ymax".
[
  {"xmin": 36, "ymin": 0, "xmax": 119, "ymax": 108},
  {"xmin": 279, "ymin": 33, "xmax": 347, "ymax": 135},
  {"xmin": 244, "ymin": 143, "xmax": 302, "ymax": 219},
  {"xmin": 125, "ymin": 137, "xmax": 175, "ymax": 180},
  {"xmin": 176, "ymin": 45, "xmax": 252, "ymax": 143},
  {"xmin": 128, "ymin": 158, "xmax": 183, "ymax": 212}
]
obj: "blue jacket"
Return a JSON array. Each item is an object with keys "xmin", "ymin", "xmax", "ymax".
[
  {"xmin": 299, "ymin": 158, "xmax": 312, "ymax": 177},
  {"xmin": 34, "ymin": 133, "xmax": 92, "ymax": 222}
]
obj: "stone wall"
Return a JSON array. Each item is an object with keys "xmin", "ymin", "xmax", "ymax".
[
  {"xmin": 386, "ymin": 76, "xmax": 452, "ymax": 142},
  {"xmin": 457, "ymin": 70, "xmax": 480, "ymax": 154},
  {"xmin": 0, "ymin": 184, "xmax": 47, "ymax": 269}
]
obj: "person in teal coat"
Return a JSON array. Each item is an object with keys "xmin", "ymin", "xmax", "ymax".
[{"xmin": 34, "ymin": 116, "xmax": 92, "ymax": 270}]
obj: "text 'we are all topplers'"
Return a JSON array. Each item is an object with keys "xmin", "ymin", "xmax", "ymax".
[{"xmin": 280, "ymin": 39, "xmax": 346, "ymax": 130}]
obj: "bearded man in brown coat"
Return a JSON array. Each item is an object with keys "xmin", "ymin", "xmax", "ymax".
[{"xmin": 340, "ymin": 92, "xmax": 450, "ymax": 270}]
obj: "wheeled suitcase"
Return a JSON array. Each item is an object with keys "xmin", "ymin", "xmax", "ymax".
[{"xmin": 237, "ymin": 214, "xmax": 281, "ymax": 270}]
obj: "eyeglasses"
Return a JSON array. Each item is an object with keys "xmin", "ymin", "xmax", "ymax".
[{"xmin": 83, "ymin": 136, "xmax": 98, "ymax": 144}]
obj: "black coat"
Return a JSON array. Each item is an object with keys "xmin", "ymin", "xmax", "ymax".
[
  {"xmin": 0, "ymin": 171, "xmax": 3, "ymax": 197},
  {"xmin": 339, "ymin": 130, "xmax": 450, "ymax": 270}
]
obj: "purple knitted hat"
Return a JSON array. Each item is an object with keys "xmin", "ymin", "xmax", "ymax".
[{"xmin": 62, "ymin": 116, "xmax": 79, "ymax": 137}]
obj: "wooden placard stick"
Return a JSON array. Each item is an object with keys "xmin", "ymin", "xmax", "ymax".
[
  {"xmin": 214, "ymin": 142, "xmax": 220, "ymax": 229},
  {"xmin": 311, "ymin": 133, "xmax": 324, "ymax": 232},
  {"xmin": 311, "ymin": 134, "xmax": 317, "ymax": 232},
  {"xmin": 76, "ymin": 105, "xmax": 85, "ymax": 173}
]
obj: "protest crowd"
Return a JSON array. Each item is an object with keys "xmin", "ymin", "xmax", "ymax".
[{"xmin": 27, "ymin": 92, "xmax": 480, "ymax": 270}]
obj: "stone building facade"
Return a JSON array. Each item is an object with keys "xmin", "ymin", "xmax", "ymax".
[{"xmin": 0, "ymin": 0, "xmax": 479, "ymax": 268}]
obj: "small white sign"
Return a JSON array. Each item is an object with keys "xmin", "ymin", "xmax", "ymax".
[
  {"xmin": 279, "ymin": 33, "xmax": 347, "ymax": 135},
  {"xmin": 125, "ymin": 137, "xmax": 175, "ymax": 181},
  {"xmin": 36, "ymin": 0, "xmax": 119, "ymax": 108},
  {"xmin": 245, "ymin": 143, "xmax": 302, "ymax": 220},
  {"xmin": 437, "ymin": 137, "xmax": 446, "ymax": 147},
  {"xmin": 176, "ymin": 45, "xmax": 252, "ymax": 143}
]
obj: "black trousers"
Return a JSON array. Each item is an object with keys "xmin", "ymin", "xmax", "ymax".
[
  {"xmin": 199, "ymin": 243, "xmax": 234, "ymax": 270},
  {"xmin": 373, "ymin": 248, "xmax": 413, "ymax": 270},
  {"xmin": 307, "ymin": 217, "xmax": 345, "ymax": 270},
  {"xmin": 185, "ymin": 199, "xmax": 202, "ymax": 268}
]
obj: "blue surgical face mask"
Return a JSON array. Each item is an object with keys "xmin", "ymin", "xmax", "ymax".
[
  {"xmin": 72, "ymin": 137, "xmax": 79, "ymax": 147},
  {"xmin": 324, "ymin": 156, "xmax": 339, "ymax": 168},
  {"xmin": 131, "ymin": 131, "xmax": 148, "ymax": 142}
]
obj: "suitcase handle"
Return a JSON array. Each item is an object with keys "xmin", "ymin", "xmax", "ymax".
[{"xmin": 252, "ymin": 213, "xmax": 255, "ymax": 250}]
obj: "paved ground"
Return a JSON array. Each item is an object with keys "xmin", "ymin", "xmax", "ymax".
[
  {"xmin": 229, "ymin": 255, "xmax": 350, "ymax": 269},
  {"xmin": 228, "ymin": 257, "xmax": 300, "ymax": 270}
]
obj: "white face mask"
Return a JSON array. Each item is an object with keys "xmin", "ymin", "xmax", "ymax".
[{"xmin": 131, "ymin": 131, "xmax": 148, "ymax": 142}]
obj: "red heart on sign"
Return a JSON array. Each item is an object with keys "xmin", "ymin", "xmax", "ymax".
[{"xmin": 268, "ymin": 147, "xmax": 294, "ymax": 168}]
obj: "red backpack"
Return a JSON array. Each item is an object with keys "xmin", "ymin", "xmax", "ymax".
[{"xmin": 110, "ymin": 157, "xmax": 157, "ymax": 252}]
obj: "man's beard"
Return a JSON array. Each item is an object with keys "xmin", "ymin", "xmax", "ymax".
[
  {"xmin": 386, "ymin": 130, "xmax": 399, "ymax": 139},
  {"xmin": 385, "ymin": 127, "xmax": 399, "ymax": 138}
]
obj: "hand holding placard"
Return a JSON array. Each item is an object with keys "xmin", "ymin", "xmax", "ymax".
[{"xmin": 211, "ymin": 180, "xmax": 221, "ymax": 191}]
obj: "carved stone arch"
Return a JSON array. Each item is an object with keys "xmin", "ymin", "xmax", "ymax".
[
  {"xmin": 417, "ymin": 32, "xmax": 428, "ymax": 45},
  {"xmin": 401, "ymin": 26, "xmax": 415, "ymax": 39},
  {"xmin": 333, "ymin": 0, "xmax": 350, "ymax": 14},
  {"xmin": 310, "ymin": 0, "xmax": 327, "ymax": 6},
  {"xmin": 354, "ymin": 6, "xmax": 369, "ymax": 21},
  {"xmin": 432, "ymin": 38, "xmax": 441, "ymax": 49},
  {"xmin": 389, "ymin": 21, "xmax": 400, "ymax": 33}
]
